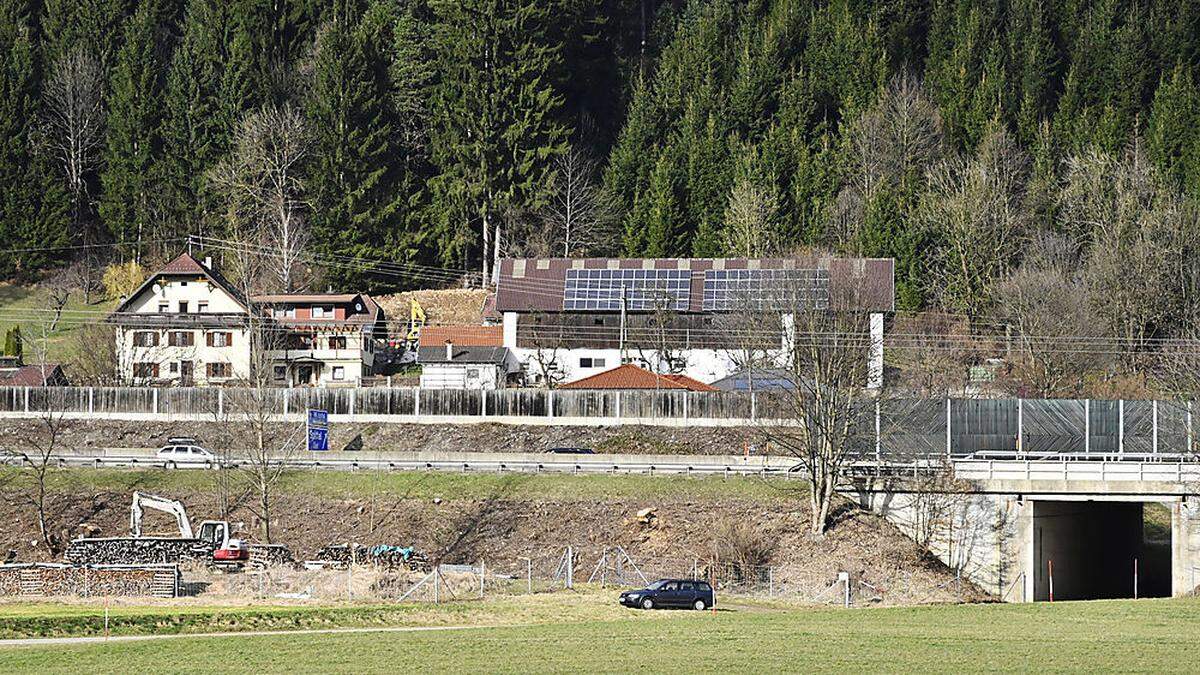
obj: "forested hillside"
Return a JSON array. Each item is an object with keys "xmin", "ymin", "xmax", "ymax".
[{"xmin": 2, "ymin": 0, "xmax": 1200, "ymax": 331}]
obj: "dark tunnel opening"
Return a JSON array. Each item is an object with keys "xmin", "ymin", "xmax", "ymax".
[{"xmin": 1032, "ymin": 500, "xmax": 1172, "ymax": 601}]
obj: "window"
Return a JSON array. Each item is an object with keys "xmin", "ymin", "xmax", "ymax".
[
  {"xmin": 158, "ymin": 302, "xmax": 168, "ymax": 313},
  {"xmin": 168, "ymin": 331, "xmax": 195, "ymax": 347},
  {"xmin": 180, "ymin": 281, "xmax": 188, "ymax": 287},
  {"xmin": 206, "ymin": 332, "xmax": 232, "ymax": 347},
  {"xmin": 332, "ymin": 366, "xmax": 345, "ymax": 381},
  {"xmin": 466, "ymin": 368, "xmax": 480, "ymax": 378},
  {"xmin": 312, "ymin": 305, "xmax": 333, "ymax": 319},
  {"xmin": 133, "ymin": 362, "xmax": 159, "ymax": 378},
  {"xmin": 328, "ymin": 336, "xmax": 347, "ymax": 350},
  {"xmin": 273, "ymin": 365, "xmax": 287, "ymax": 381},
  {"xmin": 179, "ymin": 301, "xmax": 189, "ymax": 313},
  {"xmin": 206, "ymin": 363, "xmax": 231, "ymax": 378},
  {"xmin": 169, "ymin": 362, "xmax": 179, "ymax": 374},
  {"xmin": 197, "ymin": 301, "xmax": 208, "ymax": 313},
  {"xmin": 289, "ymin": 334, "xmax": 314, "ymax": 349},
  {"xmin": 133, "ymin": 331, "xmax": 158, "ymax": 347},
  {"xmin": 579, "ymin": 357, "xmax": 606, "ymax": 368}
]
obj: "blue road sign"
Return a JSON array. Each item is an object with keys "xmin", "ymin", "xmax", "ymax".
[
  {"xmin": 308, "ymin": 427, "xmax": 329, "ymax": 451},
  {"xmin": 307, "ymin": 409, "xmax": 329, "ymax": 428}
]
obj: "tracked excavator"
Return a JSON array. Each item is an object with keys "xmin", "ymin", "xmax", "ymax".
[{"xmin": 129, "ymin": 491, "xmax": 248, "ymax": 567}]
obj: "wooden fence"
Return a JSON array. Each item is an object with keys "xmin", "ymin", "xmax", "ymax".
[{"xmin": 0, "ymin": 387, "xmax": 1194, "ymax": 457}]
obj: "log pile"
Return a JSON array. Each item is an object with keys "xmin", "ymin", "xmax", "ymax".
[
  {"xmin": 314, "ymin": 544, "xmax": 430, "ymax": 571},
  {"xmin": 249, "ymin": 544, "xmax": 294, "ymax": 568},
  {"xmin": 0, "ymin": 563, "xmax": 179, "ymax": 598},
  {"xmin": 64, "ymin": 538, "xmax": 210, "ymax": 565}
]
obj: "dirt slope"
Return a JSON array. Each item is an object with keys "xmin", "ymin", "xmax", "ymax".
[{"xmin": 0, "ymin": 471, "xmax": 985, "ymax": 605}]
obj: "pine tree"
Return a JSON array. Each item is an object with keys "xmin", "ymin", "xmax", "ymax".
[
  {"xmin": 625, "ymin": 146, "xmax": 684, "ymax": 257},
  {"xmin": 305, "ymin": 0, "xmax": 404, "ymax": 290},
  {"xmin": 99, "ymin": 1, "xmax": 163, "ymax": 260},
  {"xmin": 1146, "ymin": 64, "xmax": 1200, "ymax": 196},
  {"xmin": 429, "ymin": 0, "xmax": 568, "ymax": 278}
]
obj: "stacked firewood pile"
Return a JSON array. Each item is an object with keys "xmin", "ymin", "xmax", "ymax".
[
  {"xmin": 64, "ymin": 538, "xmax": 209, "ymax": 565},
  {"xmin": 249, "ymin": 544, "xmax": 294, "ymax": 568},
  {"xmin": 0, "ymin": 563, "xmax": 179, "ymax": 598},
  {"xmin": 314, "ymin": 544, "xmax": 431, "ymax": 572}
]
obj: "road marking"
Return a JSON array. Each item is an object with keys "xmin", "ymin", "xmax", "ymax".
[{"xmin": 0, "ymin": 624, "xmax": 499, "ymax": 649}]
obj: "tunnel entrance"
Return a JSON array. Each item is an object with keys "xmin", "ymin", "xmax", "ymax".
[{"xmin": 1032, "ymin": 500, "xmax": 1172, "ymax": 601}]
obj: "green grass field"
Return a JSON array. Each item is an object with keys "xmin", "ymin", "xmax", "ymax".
[
  {"xmin": 0, "ymin": 282, "xmax": 116, "ymax": 364},
  {"xmin": 6, "ymin": 467, "xmax": 792, "ymax": 503},
  {"xmin": 1, "ymin": 594, "xmax": 1198, "ymax": 673}
]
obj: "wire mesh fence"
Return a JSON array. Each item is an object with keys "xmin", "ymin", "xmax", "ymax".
[{"xmin": 206, "ymin": 546, "xmax": 976, "ymax": 608}]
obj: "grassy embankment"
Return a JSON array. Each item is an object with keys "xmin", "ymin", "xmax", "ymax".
[
  {"xmin": 1, "ymin": 466, "xmax": 793, "ymax": 502},
  {"xmin": 0, "ymin": 283, "xmax": 116, "ymax": 364},
  {"xmin": 1, "ymin": 594, "xmax": 1198, "ymax": 672}
]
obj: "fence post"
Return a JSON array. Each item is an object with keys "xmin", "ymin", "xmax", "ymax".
[
  {"xmin": 567, "ymin": 546, "xmax": 574, "ymax": 589},
  {"xmin": 415, "ymin": 387, "xmax": 421, "ymax": 416},
  {"xmin": 153, "ymin": 388, "xmax": 159, "ymax": 415},
  {"xmin": 23, "ymin": 386, "xmax": 28, "ymax": 413},
  {"xmin": 1152, "ymin": 401, "xmax": 1158, "ymax": 455},
  {"xmin": 683, "ymin": 392, "xmax": 689, "ymax": 422},
  {"xmin": 480, "ymin": 560, "xmax": 485, "ymax": 598},
  {"xmin": 875, "ymin": 399, "xmax": 882, "ymax": 467},
  {"xmin": 547, "ymin": 389, "xmax": 554, "ymax": 419},
  {"xmin": 945, "ymin": 398, "xmax": 951, "ymax": 457},
  {"xmin": 350, "ymin": 389, "xmax": 356, "ymax": 418},
  {"xmin": 527, "ymin": 558, "xmax": 532, "ymax": 594},
  {"xmin": 481, "ymin": 388, "xmax": 486, "ymax": 417},
  {"xmin": 615, "ymin": 390, "xmax": 621, "ymax": 419},
  {"xmin": 768, "ymin": 567, "xmax": 774, "ymax": 597},
  {"xmin": 1084, "ymin": 399, "xmax": 1090, "ymax": 454},
  {"xmin": 1016, "ymin": 398, "xmax": 1023, "ymax": 456},
  {"xmin": 218, "ymin": 389, "xmax": 224, "ymax": 417},
  {"xmin": 1119, "ymin": 400, "xmax": 1125, "ymax": 455},
  {"xmin": 283, "ymin": 389, "xmax": 289, "ymax": 416}
]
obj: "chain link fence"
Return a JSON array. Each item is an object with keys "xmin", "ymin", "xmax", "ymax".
[{"xmin": 198, "ymin": 546, "xmax": 974, "ymax": 607}]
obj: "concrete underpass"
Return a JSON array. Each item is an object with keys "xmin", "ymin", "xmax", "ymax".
[{"xmin": 1031, "ymin": 501, "xmax": 1172, "ymax": 601}]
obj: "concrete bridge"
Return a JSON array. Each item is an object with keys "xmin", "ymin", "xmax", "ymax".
[{"xmin": 858, "ymin": 458, "xmax": 1200, "ymax": 603}]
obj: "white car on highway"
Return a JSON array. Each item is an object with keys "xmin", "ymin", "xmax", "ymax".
[{"xmin": 156, "ymin": 440, "xmax": 216, "ymax": 468}]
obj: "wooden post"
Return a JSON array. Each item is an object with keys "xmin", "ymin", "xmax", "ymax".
[
  {"xmin": 414, "ymin": 387, "xmax": 421, "ymax": 416},
  {"xmin": 1048, "ymin": 559, "xmax": 1054, "ymax": 602}
]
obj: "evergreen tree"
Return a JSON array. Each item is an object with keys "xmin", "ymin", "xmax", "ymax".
[
  {"xmin": 1146, "ymin": 64, "xmax": 1200, "ymax": 197},
  {"xmin": 625, "ymin": 145, "xmax": 684, "ymax": 256},
  {"xmin": 429, "ymin": 0, "xmax": 568, "ymax": 278},
  {"xmin": 99, "ymin": 1, "xmax": 163, "ymax": 260},
  {"xmin": 305, "ymin": 0, "xmax": 405, "ymax": 290}
]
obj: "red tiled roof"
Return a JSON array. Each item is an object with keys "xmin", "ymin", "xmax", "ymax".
[
  {"xmin": 0, "ymin": 364, "xmax": 66, "ymax": 387},
  {"xmin": 558, "ymin": 364, "xmax": 717, "ymax": 391},
  {"xmin": 419, "ymin": 325, "xmax": 503, "ymax": 348},
  {"xmin": 160, "ymin": 253, "xmax": 207, "ymax": 274}
]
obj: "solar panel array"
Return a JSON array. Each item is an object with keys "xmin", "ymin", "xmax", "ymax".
[
  {"xmin": 562, "ymin": 268, "xmax": 691, "ymax": 311},
  {"xmin": 702, "ymin": 269, "xmax": 830, "ymax": 311}
]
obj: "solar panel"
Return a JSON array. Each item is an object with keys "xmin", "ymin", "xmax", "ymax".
[
  {"xmin": 702, "ymin": 269, "xmax": 829, "ymax": 311},
  {"xmin": 563, "ymin": 268, "xmax": 691, "ymax": 311}
]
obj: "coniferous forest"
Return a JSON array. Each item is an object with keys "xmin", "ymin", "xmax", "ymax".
[{"xmin": 3, "ymin": 0, "xmax": 1200, "ymax": 330}]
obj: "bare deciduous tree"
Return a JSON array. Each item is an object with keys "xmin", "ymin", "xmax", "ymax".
[
  {"xmin": 40, "ymin": 47, "xmax": 105, "ymax": 247},
  {"xmin": 832, "ymin": 73, "xmax": 945, "ymax": 250},
  {"xmin": 995, "ymin": 234, "xmax": 1099, "ymax": 397},
  {"xmin": 540, "ymin": 144, "xmax": 614, "ymax": 257},
  {"xmin": 3, "ymin": 322, "xmax": 72, "ymax": 551},
  {"xmin": 923, "ymin": 128, "xmax": 1031, "ymax": 319},
  {"xmin": 210, "ymin": 104, "xmax": 311, "ymax": 292},
  {"xmin": 756, "ymin": 263, "xmax": 893, "ymax": 535},
  {"xmin": 722, "ymin": 178, "xmax": 779, "ymax": 258}
]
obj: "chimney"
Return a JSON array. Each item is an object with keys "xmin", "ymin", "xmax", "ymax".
[
  {"xmin": 203, "ymin": 256, "xmax": 212, "ymax": 270},
  {"xmin": 445, "ymin": 340, "xmax": 453, "ymax": 361}
]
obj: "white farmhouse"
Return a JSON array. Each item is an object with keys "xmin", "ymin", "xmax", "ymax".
[{"xmin": 110, "ymin": 253, "xmax": 252, "ymax": 385}]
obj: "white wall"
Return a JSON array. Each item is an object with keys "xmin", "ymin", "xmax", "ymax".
[
  {"xmin": 126, "ymin": 277, "xmax": 243, "ymax": 314},
  {"xmin": 513, "ymin": 345, "xmax": 769, "ymax": 385},
  {"xmin": 420, "ymin": 363, "xmax": 502, "ymax": 390}
]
